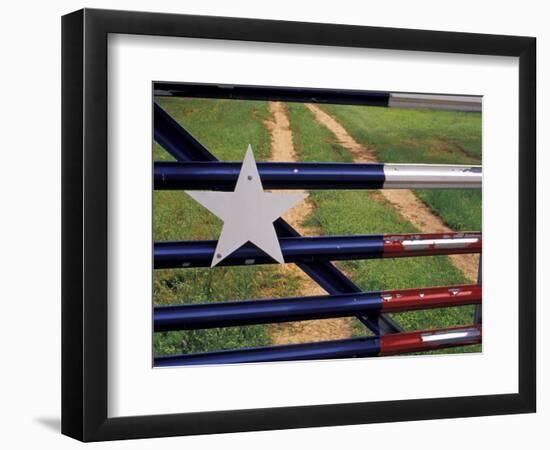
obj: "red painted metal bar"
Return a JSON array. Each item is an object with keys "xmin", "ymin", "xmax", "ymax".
[
  {"xmin": 381, "ymin": 284, "xmax": 481, "ymax": 312},
  {"xmin": 382, "ymin": 232, "xmax": 481, "ymax": 257},
  {"xmin": 380, "ymin": 325, "xmax": 482, "ymax": 356}
]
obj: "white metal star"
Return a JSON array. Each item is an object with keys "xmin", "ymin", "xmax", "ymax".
[{"xmin": 186, "ymin": 145, "xmax": 307, "ymax": 267}]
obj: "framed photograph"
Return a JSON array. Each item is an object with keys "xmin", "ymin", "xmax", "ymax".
[{"xmin": 62, "ymin": 8, "xmax": 536, "ymax": 441}]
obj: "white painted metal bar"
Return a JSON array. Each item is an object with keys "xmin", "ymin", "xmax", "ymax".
[
  {"xmin": 383, "ymin": 163, "xmax": 481, "ymax": 189},
  {"xmin": 420, "ymin": 327, "xmax": 481, "ymax": 344},
  {"xmin": 388, "ymin": 93, "xmax": 482, "ymax": 112}
]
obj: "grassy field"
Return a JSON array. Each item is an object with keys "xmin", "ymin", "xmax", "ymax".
[
  {"xmin": 321, "ymin": 104, "xmax": 482, "ymax": 231},
  {"xmin": 286, "ymin": 104, "xmax": 479, "ymax": 353},
  {"xmin": 153, "ymin": 97, "xmax": 300, "ymax": 356},
  {"xmin": 153, "ymin": 97, "xmax": 482, "ymax": 357}
]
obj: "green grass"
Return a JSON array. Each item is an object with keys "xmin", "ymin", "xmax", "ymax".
[
  {"xmin": 153, "ymin": 97, "xmax": 300, "ymax": 356},
  {"xmin": 154, "ymin": 97, "xmax": 272, "ymax": 161},
  {"xmin": 321, "ymin": 104, "xmax": 482, "ymax": 231},
  {"xmin": 287, "ymin": 103, "xmax": 479, "ymax": 354}
]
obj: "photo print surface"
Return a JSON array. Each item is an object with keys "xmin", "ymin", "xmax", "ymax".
[{"xmin": 152, "ymin": 83, "xmax": 482, "ymax": 368}]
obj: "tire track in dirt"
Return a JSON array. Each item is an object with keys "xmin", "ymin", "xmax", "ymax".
[
  {"xmin": 264, "ymin": 101, "xmax": 353, "ymax": 344},
  {"xmin": 304, "ymin": 103, "xmax": 479, "ymax": 282}
]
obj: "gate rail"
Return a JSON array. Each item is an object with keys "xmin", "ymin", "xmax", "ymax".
[
  {"xmin": 155, "ymin": 232, "xmax": 481, "ymax": 269},
  {"xmin": 154, "ymin": 161, "xmax": 482, "ymax": 190},
  {"xmin": 155, "ymin": 284, "xmax": 481, "ymax": 332},
  {"xmin": 155, "ymin": 325, "xmax": 482, "ymax": 367}
]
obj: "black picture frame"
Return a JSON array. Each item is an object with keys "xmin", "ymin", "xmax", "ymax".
[{"xmin": 62, "ymin": 8, "xmax": 536, "ymax": 442}]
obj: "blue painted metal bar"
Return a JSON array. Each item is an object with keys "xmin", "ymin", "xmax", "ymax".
[
  {"xmin": 154, "ymin": 161, "xmax": 385, "ymax": 190},
  {"xmin": 155, "ymin": 292, "xmax": 382, "ymax": 331},
  {"xmin": 154, "ymin": 161, "xmax": 482, "ymax": 191},
  {"xmin": 154, "ymin": 233, "xmax": 481, "ymax": 269},
  {"xmin": 154, "ymin": 284, "xmax": 481, "ymax": 332},
  {"xmin": 155, "ymin": 325, "xmax": 481, "ymax": 367},
  {"xmin": 154, "ymin": 84, "xmax": 481, "ymax": 112},
  {"xmin": 153, "ymin": 102, "xmax": 403, "ymax": 334},
  {"xmin": 155, "ymin": 235, "xmax": 384, "ymax": 268},
  {"xmin": 154, "ymin": 82, "xmax": 390, "ymax": 107},
  {"xmin": 154, "ymin": 335, "xmax": 381, "ymax": 367}
]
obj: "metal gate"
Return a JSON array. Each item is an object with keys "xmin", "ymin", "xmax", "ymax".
[{"xmin": 152, "ymin": 86, "xmax": 482, "ymax": 367}]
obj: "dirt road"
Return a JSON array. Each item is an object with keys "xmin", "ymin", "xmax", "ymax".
[
  {"xmin": 264, "ymin": 102, "xmax": 353, "ymax": 344},
  {"xmin": 304, "ymin": 103, "xmax": 480, "ymax": 282}
]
